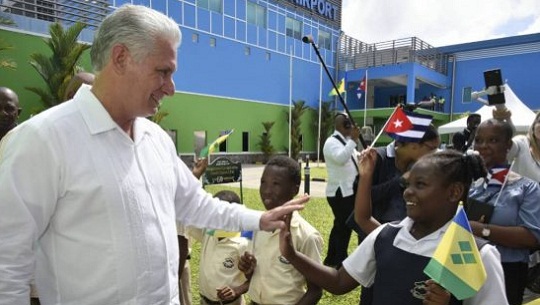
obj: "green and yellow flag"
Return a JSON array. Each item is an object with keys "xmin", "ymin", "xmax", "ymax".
[
  {"xmin": 424, "ymin": 205, "xmax": 486, "ymax": 300},
  {"xmin": 328, "ymin": 78, "xmax": 345, "ymax": 96},
  {"xmin": 206, "ymin": 229, "xmax": 241, "ymax": 238},
  {"xmin": 199, "ymin": 129, "xmax": 234, "ymax": 158}
]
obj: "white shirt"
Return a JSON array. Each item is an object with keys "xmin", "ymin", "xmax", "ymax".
[
  {"xmin": 342, "ymin": 218, "xmax": 508, "ymax": 305},
  {"xmin": 0, "ymin": 85, "xmax": 262, "ymax": 305},
  {"xmin": 508, "ymin": 135, "xmax": 540, "ymax": 182},
  {"xmin": 323, "ymin": 131, "xmax": 359, "ymax": 197}
]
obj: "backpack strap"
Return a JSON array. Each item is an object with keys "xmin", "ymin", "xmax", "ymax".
[{"xmin": 332, "ymin": 134, "xmax": 359, "ymax": 171}]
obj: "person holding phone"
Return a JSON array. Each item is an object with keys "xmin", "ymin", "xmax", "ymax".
[{"xmin": 468, "ymin": 118, "xmax": 540, "ymax": 305}]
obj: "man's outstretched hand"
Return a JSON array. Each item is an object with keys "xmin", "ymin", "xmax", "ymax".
[{"xmin": 259, "ymin": 195, "xmax": 309, "ymax": 231}]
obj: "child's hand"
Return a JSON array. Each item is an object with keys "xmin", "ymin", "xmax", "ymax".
[
  {"xmin": 216, "ymin": 286, "xmax": 237, "ymax": 301},
  {"xmin": 192, "ymin": 158, "xmax": 208, "ymax": 179},
  {"xmin": 238, "ymin": 252, "xmax": 256, "ymax": 278},
  {"xmin": 358, "ymin": 148, "xmax": 377, "ymax": 176},
  {"xmin": 423, "ymin": 280, "xmax": 450, "ymax": 305},
  {"xmin": 278, "ymin": 213, "xmax": 296, "ymax": 260}
]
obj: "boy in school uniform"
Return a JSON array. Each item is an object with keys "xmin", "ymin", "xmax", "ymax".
[
  {"xmin": 239, "ymin": 156, "xmax": 323, "ymax": 305},
  {"xmin": 187, "ymin": 190, "xmax": 250, "ymax": 305}
]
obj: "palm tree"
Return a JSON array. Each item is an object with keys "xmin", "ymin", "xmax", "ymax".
[
  {"xmin": 26, "ymin": 22, "xmax": 90, "ymax": 108},
  {"xmin": 0, "ymin": 15, "xmax": 17, "ymax": 70},
  {"xmin": 313, "ymin": 100, "xmax": 334, "ymax": 161},
  {"xmin": 285, "ymin": 100, "xmax": 308, "ymax": 161},
  {"xmin": 258, "ymin": 121, "xmax": 275, "ymax": 163}
]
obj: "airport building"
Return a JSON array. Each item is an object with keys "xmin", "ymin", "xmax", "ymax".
[{"xmin": 1, "ymin": 0, "xmax": 539, "ymax": 162}]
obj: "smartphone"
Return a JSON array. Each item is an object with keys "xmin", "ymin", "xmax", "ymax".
[{"xmin": 483, "ymin": 69, "xmax": 505, "ymax": 105}]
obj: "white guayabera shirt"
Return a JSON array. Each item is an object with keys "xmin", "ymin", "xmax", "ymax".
[{"xmin": 0, "ymin": 85, "xmax": 261, "ymax": 305}]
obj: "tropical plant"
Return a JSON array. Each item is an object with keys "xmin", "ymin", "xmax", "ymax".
[
  {"xmin": 312, "ymin": 100, "xmax": 334, "ymax": 162},
  {"xmin": 0, "ymin": 15, "xmax": 17, "ymax": 70},
  {"xmin": 25, "ymin": 22, "xmax": 90, "ymax": 108},
  {"xmin": 257, "ymin": 121, "xmax": 275, "ymax": 163},
  {"xmin": 150, "ymin": 105, "xmax": 169, "ymax": 124},
  {"xmin": 285, "ymin": 100, "xmax": 308, "ymax": 161}
]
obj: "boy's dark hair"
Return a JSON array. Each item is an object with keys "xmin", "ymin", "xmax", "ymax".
[
  {"xmin": 423, "ymin": 150, "xmax": 487, "ymax": 200},
  {"xmin": 214, "ymin": 190, "xmax": 242, "ymax": 204},
  {"xmin": 266, "ymin": 155, "xmax": 301, "ymax": 185}
]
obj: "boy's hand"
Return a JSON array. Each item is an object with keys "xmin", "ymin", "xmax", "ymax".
[
  {"xmin": 238, "ymin": 252, "xmax": 256, "ymax": 278},
  {"xmin": 423, "ymin": 280, "xmax": 450, "ymax": 305},
  {"xmin": 216, "ymin": 286, "xmax": 237, "ymax": 301},
  {"xmin": 278, "ymin": 213, "xmax": 296, "ymax": 260},
  {"xmin": 259, "ymin": 195, "xmax": 309, "ymax": 231}
]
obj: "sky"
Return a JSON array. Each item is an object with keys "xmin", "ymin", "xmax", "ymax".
[{"xmin": 342, "ymin": 0, "xmax": 540, "ymax": 47}]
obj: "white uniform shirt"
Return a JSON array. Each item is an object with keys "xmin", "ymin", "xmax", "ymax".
[
  {"xmin": 323, "ymin": 131, "xmax": 359, "ymax": 197},
  {"xmin": 0, "ymin": 85, "xmax": 261, "ymax": 305},
  {"xmin": 508, "ymin": 135, "xmax": 540, "ymax": 182},
  {"xmin": 342, "ymin": 218, "xmax": 508, "ymax": 305}
]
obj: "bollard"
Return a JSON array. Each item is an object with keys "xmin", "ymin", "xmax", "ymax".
[{"xmin": 304, "ymin": 155, "xmax": 310, "ymax": 194}]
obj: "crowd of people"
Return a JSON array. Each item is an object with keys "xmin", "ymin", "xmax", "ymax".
[{"xmin": 1, "ymin": 4, "xmax": 540, "ymax": 305}]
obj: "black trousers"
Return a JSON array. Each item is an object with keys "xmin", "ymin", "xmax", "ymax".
[
  {"xmin": 324, "ymin": 188, "xmax": 357, "ymax": 268},
  {"xmin": 502, "ymin": 262, "xmax": 528, "ymax": 305}
]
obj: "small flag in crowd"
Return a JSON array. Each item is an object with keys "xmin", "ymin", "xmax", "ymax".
[
  {"xmin": 329, "ymin": 78, "xmax": 345, "ymax": 96},
  {"xmin": 424, "ymin": 205, "xmax": 487, "ymax": 300},
  {"xmin": 384, "ymin": 107, "xmax": 433, "ymax": 142},
  {"xmin": 486, "ymin": 166, "xmax": 510, "ymax": 187},
  {"xmin": 199, "ymin": 129, "xmax": 234, "ymax": 158},
  {"xmin": 241, "ymin": 230, "xmax": 254, "ymax": 240},
  {"xmin": 206, "ymin": 229, "xmax": 240, "ymax": 238},
  {"xmin": 205, "ymin": 229, "xmax": 253, "ymax": 239},
  {"xmin": 357, "ymin": 76, "xmax": 366, "ymax": 99}
]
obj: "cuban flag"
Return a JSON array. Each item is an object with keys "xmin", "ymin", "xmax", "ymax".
[
  {"xmin": 384, "ymin": 107, "xmax": 433, "ymax": 142},
  {"xmin": 487, "ymin": 166, "xmax": 510, "ymax": 187},
  {"xmin": 356, "ymin": 76, "xmax": 366, "ymax": 100}
]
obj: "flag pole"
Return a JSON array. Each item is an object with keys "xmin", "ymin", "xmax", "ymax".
[
  {"xmin": 302, "ymin": 35, "xmax": 367, "ymax": 149},
  {"xmin": 288, "ymin": 46, "xmax": 293, "ymax": 158},
  {"xmin": 317, "ymin": 64, "xmax": 323, "ymax": 167},
  {"xmin": 363, "ymin": 70, "xmax": 368, "ymax": 126},
  {"xmin": 370, "ymin": 105, "xmax": 400, "ymax": 147}
]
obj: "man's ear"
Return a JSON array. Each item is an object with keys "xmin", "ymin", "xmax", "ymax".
[
  {"xmin": 110, "ymin": 44, "xmax": 130, "ymax": 74},
  {"xmin": 448, "ymin": 182, "xmax": 464, "ymax": 203}
]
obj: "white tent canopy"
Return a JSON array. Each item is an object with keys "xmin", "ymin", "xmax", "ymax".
[{"xmin": 438, "ymin": 84, "xmax": 537, "ymax": 134}]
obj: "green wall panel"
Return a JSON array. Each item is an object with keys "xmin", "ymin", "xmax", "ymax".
[
  {"xmin": 0, "ymin": 29, "xmax": 92, "ymax": 120},
  {"xmin": 1, "ymin": 29, "xmax": 319, "ymax": 155},
  {"xmin": 159, "ymin": 93, "xmax": 318, "ymax": 154}
]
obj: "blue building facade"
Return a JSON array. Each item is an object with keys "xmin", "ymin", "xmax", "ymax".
[{"xmin": 1, "ymin": 0, "xmax": 539, "ymax": 156}]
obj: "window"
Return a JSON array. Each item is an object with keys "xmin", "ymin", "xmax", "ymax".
[
  {"xmin": 318, "ymin": 30, "xmax": 331, "ymax": 49},
  {"xmin": 462, "ymin": 87, "xmax": 472, "ymax": 103},
  {"xmin": 286, "ymin": 17, "xmax": 302, "ymax": 39},
  {"xmin": 209, "ymin": 37, "xmax": 216, "ymax": 47},
  {"xmin": 265, "ymin": 52, "xmax": 271, "ymax": 61},
  {"xmin": 242, "ymin": 132, "xmax": 249, "ymax": 152},
  {"xmin": 218, "ymin": 130, "xmax": 230, "ymax": 152},
  {"xmin": 197, "ymin": 0, "xmax": 222, "ymax": 13},
  {"xmin": 192, "ymin": 33, "xmax": 199, "ymax": 43},
  {"xmin": 247, "ymin": 1, "xmax": 266, "ymax": 27},
  {"xmin": 244, "ymin": 46, "xmax": 251, "ymax": 55}
]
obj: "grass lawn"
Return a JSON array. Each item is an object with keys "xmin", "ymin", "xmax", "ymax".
[
  {"xmin": 187, "ymin": 184, "xmax": 361, "ymax": 305},
  {"xmin": 301, "ymin": 163, "xmax": 327, "ymax": 181}
]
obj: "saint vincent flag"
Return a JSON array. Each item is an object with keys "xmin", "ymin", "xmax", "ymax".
[
  {"xmin": 423, "ymin": 205, "xmax": 486, "ymax": 300},
  {"xmin": 199, "ymin": 129, "xmax": 234, "ymax": 158},
  {"xmin": 328, "ymin": 78, "xmax": 345, "ymax": 96},
  {"xmin": 206, "ymin": 229, "xmax": 241, "ymax": 238}
]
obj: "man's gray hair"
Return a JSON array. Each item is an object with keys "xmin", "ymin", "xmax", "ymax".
[{"xmin": 90, "ymin": 4, "xmax": 181, "ymax": 73}]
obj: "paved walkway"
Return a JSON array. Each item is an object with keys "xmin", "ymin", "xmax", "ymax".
[{"xmin": 222, "ymin": 163, "xmax": 328, "ymax": 198}]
